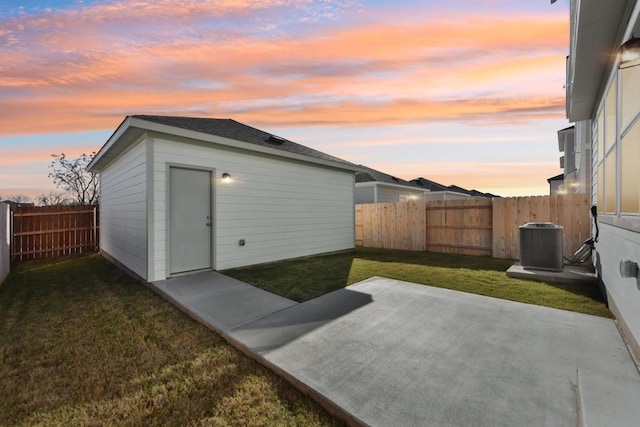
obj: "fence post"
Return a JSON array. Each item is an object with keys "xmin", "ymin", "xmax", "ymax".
[
  {"xmin": 0, "ymin": 203, "xmax": 10, "ymax": 284},
  {"xmin": 9, "ymin": 208, "xmax": 13, "ymax": 263},
  {"xmin": 93, "ymin": 206, "xmax": 98, "ymax": 251}
]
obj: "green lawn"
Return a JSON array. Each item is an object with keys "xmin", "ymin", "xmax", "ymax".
[
  {"xmin": 0, "ymin": 255, "xmax": 341, "ymax": 427},
  {"xmin": 223, "ymin": 247, "xmax": 612, "ymax": 318}
]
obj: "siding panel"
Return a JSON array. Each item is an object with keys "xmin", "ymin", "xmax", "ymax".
[
  {"xmin": 100, "ymin": 141, "xmax": 147, "ymax": 279},
  {"xmin": 376, "ymin": 186, "xmax": 424, "ymax": 203},
  {"xmin": 152, "ymin": 136, "xmax": 355, "ymax": 274},
  {"xmin": 355, "ymin": 186, "xmax": 375, "ymax": 204}
]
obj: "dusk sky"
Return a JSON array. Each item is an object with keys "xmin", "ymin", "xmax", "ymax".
[{"xmin": 0, "ymin": 0, "xmax": 570, "ymax": 199}]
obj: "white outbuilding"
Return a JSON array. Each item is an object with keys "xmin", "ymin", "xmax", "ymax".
[{"xmin": 88, "ymin": 115, "xmax": 361, "ymax": 282}]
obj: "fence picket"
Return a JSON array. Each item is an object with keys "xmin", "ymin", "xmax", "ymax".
[
  {"xmin": 10, "ymin": 205, "xmax": 100, "ymax": 262},
  {"xmin": 356, "ymin": 194, "xmax": 590, "ymax": 259}
]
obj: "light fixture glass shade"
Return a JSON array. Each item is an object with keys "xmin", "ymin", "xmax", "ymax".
[
  {"xmin": 620, "ymin": 38, "xmax": 640, "ymax": 68},
  {"xmin": 221, "ymin": 172, "xmax": 232, "ymax": 182}
]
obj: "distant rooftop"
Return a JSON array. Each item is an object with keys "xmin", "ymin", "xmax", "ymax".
[
  {"xmin": 355, "ymin": 165, "xmax": 417, "ymax": 187},
  {"xmin": 410, "ymin": 177, "xmax": 450, "ymax": 192}
]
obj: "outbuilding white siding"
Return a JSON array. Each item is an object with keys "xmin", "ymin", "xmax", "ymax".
[
  {"xmin": 99, "ymin": 139, "xmax": 148, "ymax": 279},
  {"xmin": 148, "ymin": 134, "xmax": 354, "ymax": 279},
  {"xmin": 0, "ymin": 202, "xmax": 9, "ymax": 284},
  {"xmin": 91, "ymin": 116, "xmax": 359, "ymax": 283}
]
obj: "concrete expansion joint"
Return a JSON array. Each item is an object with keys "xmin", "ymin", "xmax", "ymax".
[
  {"xmin": 230, "ymin": 302, "xmax": 301, "ymax": 330},
  {"xmin": 575, "ymin": 368, "xmax": 586, "ymax": 427}
]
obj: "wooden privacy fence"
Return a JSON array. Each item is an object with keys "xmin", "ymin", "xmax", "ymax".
[
  {"xmin": 492, "ymin": 195, "xmax": 591, "ymax": 260},
  {"xmin": 10, "ymin": 205, "xmax": 100, "ymax": 262},
  {"xmin": 355, "ymin": 194, "xmax": 591, "ymax": 260}
]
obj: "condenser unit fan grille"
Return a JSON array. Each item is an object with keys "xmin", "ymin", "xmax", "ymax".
[{"xmin": 519, "ymin": 222, "xmax": 563, "ymax": 271}]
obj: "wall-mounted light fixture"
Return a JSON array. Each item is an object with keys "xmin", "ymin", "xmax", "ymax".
[
  {"xmin": 620, "ymin": 37, "xmax": 640, "ymax": 69},
  {"xmin": 221, "ymin": 172, "xmax": 232, "ymax": 183}
]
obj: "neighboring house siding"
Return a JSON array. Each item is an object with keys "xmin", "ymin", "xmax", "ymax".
[
  {"xmin": 424, "ymin": 192, "xmax": 470, "ymax": 201},
  {"xmin": 376, "ymin": 186, "xmax": 401, "ymax": 203},
  {"xmin": 576, "ymin": 120, "xmax": 592, "ymax": 193},
  {"xmin": 100, "ymin": 140, "xmax": 148, "ymax": 279},
  {"xmin": 376, "ymin": 186, "xmax": 424, "ymax": 203},
  {"xmin": 549, "ymin": 180, "xmax": 563, "ymax": 195},
  {"xmin": 151, "ymin": 135, "xmax": 354, "ymax": 276},
  {"xmin": 356, "ymin": 184, "xmax": 426, "ymax": 203},
  {"xmin": 355, "ymin": 186, "xmax": 375, "ymax": 204}
]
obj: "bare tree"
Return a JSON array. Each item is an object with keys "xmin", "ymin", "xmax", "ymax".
[
  {"xmin": 49, "ymin": 153, "xmax": 100, "ymax": 205},
  {"xmin": 37, "ymin": 191, "xmax": 71, "ymax": 206},
  {"xmin": 6, "ymin": 194, "xmax": 33, "ymax": 204}
]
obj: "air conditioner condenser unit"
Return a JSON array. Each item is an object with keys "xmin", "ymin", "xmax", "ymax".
[{"xmin": 519, "ymin": 222, "xmax": 563, "ymax": 271}]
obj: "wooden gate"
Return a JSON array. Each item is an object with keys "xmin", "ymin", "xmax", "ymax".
[
  {"xmin": 425, "ymin": 199, "xmax": 493, "ymax": 256},
  {"xmin": 10, "ymin": 205, "xmax": 99, "ymax": 262}
]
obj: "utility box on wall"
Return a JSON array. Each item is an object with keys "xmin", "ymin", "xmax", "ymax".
[{"xmin": 519, "ymin": 222, "xmax": 563, "ymax": 271}]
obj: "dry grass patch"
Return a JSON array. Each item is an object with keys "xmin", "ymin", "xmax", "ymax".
[{"xmin": 0, "ymin": 255, "xmax": 341, "ymax": 426}]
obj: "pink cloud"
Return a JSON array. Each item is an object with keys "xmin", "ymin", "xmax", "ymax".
[
  {"xmin": 0, "ymin": 147, "xmax": 88, "ymax": 164},
  {"xmin": 0, "ymin": 5, "xmax": 567, "ymax": 136}
]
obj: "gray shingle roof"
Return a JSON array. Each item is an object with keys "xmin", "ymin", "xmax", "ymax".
[
  {"xmin": 410, "ymin": 177, "xmax": 449, "ymax": 192},
  {"xmin": 410, "ymin": 178, "xmax": 498, "ymax": 198},
  {"xmin": 547, "ymin": 173, "xmax": 564, "ymax": 183},
  {"xmin": 133, "ymin": 115, "xmax": 358, "ymax": 168},
  {"xmin": 355, "ymin": 165, "xmax": 417, "ymax": 187},
  {"xmin": 447, "ymin": 185, "xmax": 473, "ymax": 196},
  {"xmin": 448, "ymin": 185, "xmax": 496, "ymax": 198}
]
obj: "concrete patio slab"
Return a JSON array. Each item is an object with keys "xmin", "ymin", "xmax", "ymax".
[
  {"xmin": 151, "ymin": 271, "xmax": 297, "ymax": 331},
  {"xmin": 230, "ymin": 277, "xmax": 640, "ymax": 426},
  {"xmin": 150, "ymin": 272, "xmax": 640, "ymax": 426}
]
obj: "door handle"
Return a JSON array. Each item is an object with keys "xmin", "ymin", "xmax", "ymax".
[{"xmin": 206, "ymin": 223, "xmax": 211, "ymax": 227}]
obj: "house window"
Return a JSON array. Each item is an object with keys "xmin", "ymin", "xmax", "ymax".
[
  {"xmin": 622, "ymin": 65, "xmax": 640, "ymax": 128},
  {"xmin": 604, "ymin": 74, "xmax": 617, "ymax": 153},
  {"xmin": 595, "ymin": 66, "xmax": 640, "ymax": 216},
  {"xmin": 605, "ymin": 147, "xmax": 616, "ymax": 213},
  {"xmin": 621, "ymin": 119, "xmax": 640, "ymax": 213},
  {"xmin": 620, "ymin": 64, "xmax": 640, "ymax": 216},
  {"xmin": 596, "ymin": 75, "xmax": 618, "ymax": 214},
  {"xmin": 598, "ymin": 161, "xmax": 605, "ymax": 210}
]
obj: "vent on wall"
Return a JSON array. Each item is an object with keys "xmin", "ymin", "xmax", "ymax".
[{"xmin": 519, "ymin": 223, "xmax": 563, "ymax": 271}]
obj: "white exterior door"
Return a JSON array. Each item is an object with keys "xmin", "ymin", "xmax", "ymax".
[{"xmin": 169, "ymin": 167, "xmax": 212, "ymax": 274}]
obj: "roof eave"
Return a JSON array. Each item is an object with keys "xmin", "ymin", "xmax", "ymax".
[
  {"xmin": 88, "ymin": 117, "xmax": 152, "ymax": 172},
  {"xmin": 567, "ymin": 0, "xmax": 629, "ymax": 122}
]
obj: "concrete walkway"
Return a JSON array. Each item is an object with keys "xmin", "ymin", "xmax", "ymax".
[
  {"xmin": 152, "ymin": 271, "xmax": 297, "ymax": 331},
  {"xmin": 151, "ymin": 273, "xmax": 640, "ymax": 427}
]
